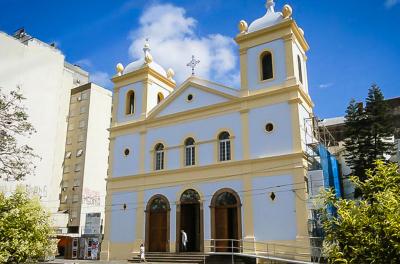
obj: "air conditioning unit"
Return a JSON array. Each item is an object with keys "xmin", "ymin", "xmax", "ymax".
[{"xmin": 77, "ymin": 96, "xmax": 82, "ymax": 101}]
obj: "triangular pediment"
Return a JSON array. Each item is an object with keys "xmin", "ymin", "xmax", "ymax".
[{"xmin": 148, "ymin": 77, "xmax": 239, "ymax": 118}]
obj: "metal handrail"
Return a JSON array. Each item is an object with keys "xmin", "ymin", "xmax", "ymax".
[{"xmin": 204, "ymin": 238, "xmax": 322, "ymax": 264}]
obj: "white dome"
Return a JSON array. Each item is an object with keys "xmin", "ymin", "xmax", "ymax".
[
  {"xmin": 247, "ymin": 0, "xmax": 284, "ymax": 33},
  {"xmin": 248, "ymin": 11, "xmax": 283, "ymax": 33},
  {"xmin": 123, "ymin": 58, "xmax": 167, "ymax": 77}
]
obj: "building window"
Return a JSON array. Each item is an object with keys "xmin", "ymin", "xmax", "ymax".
[
  {"xmin": 155, "ymin": 143, "xmax": 165, "ymax": 170},
  {"xmin": 218, "ymin": 131, "xmax": 231, "ymax": 161},
  {"xmin": 76, "ymin": 149, "xmax": 83, "ymax": 157},
  {"xmin": 81, "ymin": 91, "xmax": 89, "ymax": 100},
  {"xmin": 61, "ymin": 194, "xmax": 68, "ymax": 203},
  {"xmin": 125, "ymin": 90, "xmax": 135, "ymax": 115},
  {"xmin": 80, "ymin": 106, "xmax": 86, "ymax": 114},
  {"xmin": 260, "ymin": 51, "xmax": 273, "ymax": 81},
  {"xmin": 297, "ymin": 55, "xmax": 303, "ymax": 84},
  {"xmin": 66, "ymin": 137, "xmax": 72, "ymax": 145},
  {"xmin": 79, "ymin": 120, "xmax": 85, "ymax": 129},
  {"xmin": 187, "ymin": 94, "xmax": 194, "ymax": 102},
  {"xmin": 73, "ymin": 178, "xmax": 80, "ymax": 187},
  {"xmin": 265, "ymin": 123, "xmax": 274, "ymax": 133},
  {"xmin": 124, "ymin": 148, "xmax": 130, "ymax": 156},
  {"xmin": 74, "ymin": 163, "xmax": 81, "ymax": 172},
  {"xmin": 78, "ymin": 134, "xmax": 84, "ymax": 142},
  {"xmin": 157, "ymin": 92, "xmax": 164, "ymax": 104},
  {"xmin": 184, "ymin": 137, "xmax": 195, "ymax": 166},
  {"xmin": 62, "ymin": 180, "xmax": 69, "ymax": 189},
  {"xmin": 71, "ymin": 210, "xmax": 78, "ymax": 218},
  {"xmin": 63, "ymin": 165, "xmax": 70, "ymax": 174},
  {"xmin": 68, "ymin": 123, "xmax": 74, "ymax": 131},
  {"xmin": 72, "ymin": 194, "xmax": 79, "ymax": 203},
  {"xmin": 65, "ymin": 151, "xmax": 72, "ymax": 159}
]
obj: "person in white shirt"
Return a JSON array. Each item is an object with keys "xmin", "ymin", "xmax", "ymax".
[
  {"xmin": 181, "ymin": 230, "xmax": 188, "ymax": 252},
  {"xmin": 139, "ymin": 243, "xmax": 146, "ymax": 262}
]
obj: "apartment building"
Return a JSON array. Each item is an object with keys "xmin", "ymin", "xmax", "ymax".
[
  {"xmin": 58, "ymin": 83, "xmax": 112, "ymax": 259},
  {"xmin": 0, "ymin": 29, "xmax": 89, "ymax": 229}
]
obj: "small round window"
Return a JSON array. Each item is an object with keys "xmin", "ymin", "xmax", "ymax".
[
  {"xmin": 187, "ymin": 94, "xmax": 194, "ymax": 102},
  {"xmin": 265, "ymin": 123, "xmax": 274, "ymax": 133},
  {"xmin": 124, "ymin": 148, "xmax": 130, "ymax": 156}
]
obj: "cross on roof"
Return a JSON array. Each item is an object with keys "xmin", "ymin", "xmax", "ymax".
[{"xmin": 186, "ymin": 55, "xmax": 200, "ymax": 76}]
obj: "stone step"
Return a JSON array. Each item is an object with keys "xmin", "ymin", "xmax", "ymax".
[{"xmin": 129, "ymin": 254, "xmax": 252, "ymax": 264}]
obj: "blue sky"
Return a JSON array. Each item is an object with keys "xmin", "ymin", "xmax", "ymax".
[{"xmin": 0, "ymin": 0, "xmax": 399, "ymax": 118}]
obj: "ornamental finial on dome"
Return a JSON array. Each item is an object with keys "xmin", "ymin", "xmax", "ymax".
[
  {"xmin": 143, "ymin": 38, "xmax": 153, "ymax": 64},
  {"xmin": 266, "ymin": 0, "xmax": 275, "ymax": 13}
]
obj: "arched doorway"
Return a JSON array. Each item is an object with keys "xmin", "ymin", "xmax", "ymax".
[
  {"xmin": 177, "ymin": 189, "xmax": 203, "ymax": 252},
  {"xmin": 211, "ymin": 189, "xmax": 242, "ymax": 252},
  {"xmin": 145, "ymin": 195, "xmax": 170, "ymax": 252}
]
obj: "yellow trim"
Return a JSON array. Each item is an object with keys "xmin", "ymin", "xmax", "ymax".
[
  {"xmin": 240, "ymin": 107, "xmax": 250, "ymax": 160},
  {"xmin": 112, "ymin": 66, "xmax": 176, "ymax": 89},
  {"xmin": 239, "ymin": 48, "xmax": 249, "ymax": 95},
  {"xmin": 139, "ymin": 130, "xmax": 146, "ymax": 173},
  {"xmin": 235, "ymin": 19, "xmax": 309, "ymax": 52},
  {"xmin": 110, "ymin": 85, "xmax": 313, "ymax": 135}
]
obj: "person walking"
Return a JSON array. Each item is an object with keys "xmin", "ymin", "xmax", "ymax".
[
  {"xmin": 139, "ymin": 243, "xmax": 146, "ymax": 262},
  {"xmin": 181, "ymin": 230, "xmax": 188, "ymax": 252}
]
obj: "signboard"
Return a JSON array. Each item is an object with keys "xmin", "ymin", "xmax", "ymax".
[{"xmin": 84, "ymin": 213, "xmax": 101, "ymax": 235}]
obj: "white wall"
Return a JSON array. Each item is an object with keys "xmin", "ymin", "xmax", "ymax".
[
  {"xmin": 292, "ymin": 41, "xmax": 309, "ymax": 93},
  {"xmin": 248, "ymin": 102, "xmax": 293, "ymax": 158},
  {"xmin": 109, "ymin": 191, "xmax": 137, "ymax": 243},
  {"xmin": 158, "ymin": 86, "xmax": 228, "ymax": 117},
  {"xmin": 252, "ymin": 175, "xmax": 297, "ymax": 241},
  {"xmin": 112, "ymin": 133, "xmax": 141, "ymax": 177},
  {"xmin": 109, "ymin": 176, "xmax": 298, "ymax": 243},
  {"xmin": 147, "ymin": 82, "xmax": 171, "ymax": 114},
  {"xmin": 145, "ymin": 112, "xmax": 243, "ymax": 171},
  {"xmin": 81, "ymin": 84, "xmax": 112, "ymax": 232},
  {"xmin": 0, "ymin": 32, "xmax": 88, "ymax": 228},
  {"xmin": 246, "ymin": 39, "xmax": 287, "ymax": 91},
  {"xmin": 117, "ymin": 82, "xmax": 143, "ymax": 123}
]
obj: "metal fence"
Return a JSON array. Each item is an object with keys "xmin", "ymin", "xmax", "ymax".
[{"xmin": 204, "ymin": 238, "xmax": 323, "ymax": 264}]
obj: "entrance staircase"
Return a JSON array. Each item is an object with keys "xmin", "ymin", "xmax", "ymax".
[
  {"xmin": 129, "ymin": 252, "xmax": 207, "ymax": 263},
  {"xmin": 129, "ymin": 252, "xmax": 254, "ymax": 264}
]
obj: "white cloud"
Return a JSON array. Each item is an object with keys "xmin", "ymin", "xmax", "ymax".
[
  {"xmin": 385, "ymin": 0, "xmax": 400, "ymax": 8},
  {"xmin": 90, "ymin": 71, "xmax": 112, "ymax": 88},
  {"xmin": 318, "ymin": 82, "xmax": 334, "ymax": 89},
  {"xmin": 128, "ymin": 3, "xmax": 239, "ymax": 87}
]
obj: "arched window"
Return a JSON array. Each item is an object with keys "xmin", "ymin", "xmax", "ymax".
[
  {"xmin": 155, "ymin": 143, "xmax": 165, "ymax": 170},
  {"xmin": 218, "ymin": 131, "xmax": 231, "ymax": 161},
  {"xmin": 297, "ymin": 55, "xmax": 303, "ymax": 84},
  {"xmin": 184, "ymin": 137, "xmax": 195, "ymax": 166},
  {"xmin": 260, "ymin": 51, "xmax": 273, "ymax": 81},
  {"xmin": 157, "ymin": 92, "xmax": 164, "ymax": 104},
  {"xmin": 125, "ymin": 90, "xmax": 135, "ymax": 115}
]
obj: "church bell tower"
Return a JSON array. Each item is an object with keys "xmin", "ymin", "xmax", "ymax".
[{"xmin": 235, "ymin": 0, "xmax": 310, "ymax": 96}]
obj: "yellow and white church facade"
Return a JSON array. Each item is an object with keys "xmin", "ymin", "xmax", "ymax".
[{"xmin": 101, "ymin": 0, "xmax": 314, "ymax": 260}]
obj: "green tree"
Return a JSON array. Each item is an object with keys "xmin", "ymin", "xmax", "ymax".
[
  {"xmin": 343, "ymin": 85, "xmax": 394, "ymax": 183},
  {"xmin": 364, "ymin": 85, "xmax": 395, "ymax": 167},
  {"xmin": 0, "ymin": 87, "xmax": 38, "ymax": 181},
  {"xmin": 0, "ymin": 188, "xmax": 56, "ymax": 263},
  {"xmin": 319, "ymin": 161, "xmax": 400, "ymax": 264}
]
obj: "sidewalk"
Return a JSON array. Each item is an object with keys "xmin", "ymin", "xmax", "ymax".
[{"xmin": 42, "ymin": 260, "xmax": 129, "ymax": 264}]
